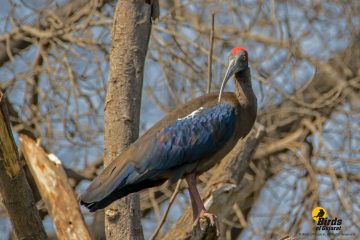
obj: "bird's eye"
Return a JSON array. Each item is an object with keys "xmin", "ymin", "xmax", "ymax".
[{"xmin": 241, "ymin": 55, "xmax": 247, "ymax": 61}]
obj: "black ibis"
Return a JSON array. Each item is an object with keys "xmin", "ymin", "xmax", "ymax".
[{"xmin": 79, "ymin": 46, "xmax": 257, "ymax": 226}]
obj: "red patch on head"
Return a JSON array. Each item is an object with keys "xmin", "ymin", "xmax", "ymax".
[{"xmin": 231, "ymin": 46, "xmax": 247, "ymax": 55}]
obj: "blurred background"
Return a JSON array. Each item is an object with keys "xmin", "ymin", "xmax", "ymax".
[{"xmin": 0, "ymin": 0, "xmax": 359, "ymax": 239}]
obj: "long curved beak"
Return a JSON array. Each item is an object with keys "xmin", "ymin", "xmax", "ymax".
[{"xmin": 218, "ymin": 58, "xmax": 237, "ymax": 102}]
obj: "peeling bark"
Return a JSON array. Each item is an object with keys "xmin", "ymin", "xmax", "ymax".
[{"xmin": 20, "ymin": 135, "xmax": 91, "ymax": 240}]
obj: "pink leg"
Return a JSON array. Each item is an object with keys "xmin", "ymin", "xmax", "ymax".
[
  {"xmin": 186, "ymin": 173, "xmax": 205, "ymax": 220},
  {"xmin": 185, "ymin": 173, "xmax": 217, "ymax": 226}
]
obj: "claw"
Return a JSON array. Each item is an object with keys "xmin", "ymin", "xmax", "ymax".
[{"xmin": 193, "ymin": 209, "xmax": 220, "ymax": 235}]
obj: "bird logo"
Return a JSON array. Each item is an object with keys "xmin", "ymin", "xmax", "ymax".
[{"xmin": 312, "ymin": 207, "xmax": 327, "ymax": 221}]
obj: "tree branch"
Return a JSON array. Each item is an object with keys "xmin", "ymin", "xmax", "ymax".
[
  {"xmin": 20, "ymin": 135, "xmax": 91, "ymax": 240},
  {"xmin": 0, "ymin": 91, "xmax": 47, "ymax": 240}
]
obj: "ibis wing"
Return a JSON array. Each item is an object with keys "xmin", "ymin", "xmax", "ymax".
[
  {"xmin": 137, "ymin": 103, "xmax": 236, "ymax": 173},
  {"xmin": 79, "ymin": 103, "xmax": 236, "ymax": 210}
]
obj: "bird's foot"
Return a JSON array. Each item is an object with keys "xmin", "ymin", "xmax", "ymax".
[
  {"xmin": 193, "ymin": 210, "xmax": 220, "ymax": 236},
  {"xmin": 193, "ymin": 209, "xmax": 218, "ymax": 227}
]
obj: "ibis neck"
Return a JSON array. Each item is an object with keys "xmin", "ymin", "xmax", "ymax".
[{"xmin": 233, "ymin": 68, "xmax": 256, "ymax": 108}]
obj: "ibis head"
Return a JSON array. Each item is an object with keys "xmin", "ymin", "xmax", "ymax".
[{"xmin": 218, "ymin": 47, "xmax": 248, "ymax": 102}]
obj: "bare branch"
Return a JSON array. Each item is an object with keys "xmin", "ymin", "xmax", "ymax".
[
  {"xmin": 150, "ymin": 179, "xmax": 182, "ymax": 240},
  {"xmin": 0, "ymin": 0, "xmax": 113, "ymax": 67},
  {"xmin": 20, "ymin": 135, "xmax": 91, "ymax": 240},
  {"xmin": 207, "ymin": 11, "xmax": 215, "ymax": 94}
]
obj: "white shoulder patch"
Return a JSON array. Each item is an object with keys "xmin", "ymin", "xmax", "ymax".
[{"xmin": 178, "ymin": 107, "xmax": 204, "ymax": 120}]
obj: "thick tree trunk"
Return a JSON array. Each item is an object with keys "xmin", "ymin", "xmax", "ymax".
[
  {"xmin": 0, "ymin": 91, "xmax": 47, "ymax": 240},
  {"xmin": 104, "ymin": 1, "xmax": 158, "ymax": 239}
]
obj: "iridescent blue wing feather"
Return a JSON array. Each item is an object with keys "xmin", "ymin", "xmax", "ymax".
[{"xmin": 139, "ymin": 103, "xmax": 236, "ymax": 172}]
